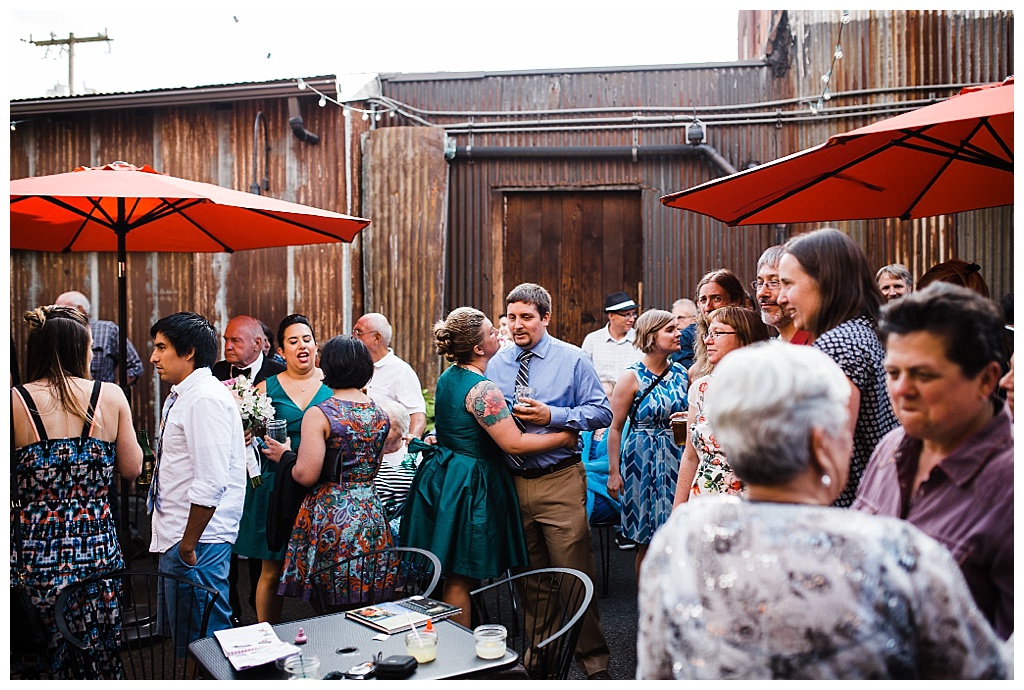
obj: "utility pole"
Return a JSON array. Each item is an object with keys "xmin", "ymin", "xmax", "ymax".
[{"xmin": 28, "ymin": 31, "xmax": 112, "ymax": 95}]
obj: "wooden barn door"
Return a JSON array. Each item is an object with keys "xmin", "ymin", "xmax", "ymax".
[{"xmin": 502, "ymin": 191, "xmax": 643, "ymax": 348}]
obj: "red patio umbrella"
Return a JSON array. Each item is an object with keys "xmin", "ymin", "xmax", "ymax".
[
  {"xmin": 661, "ymin": 76, "xmax": 1013, "ymax": 224},
  {"xmin": 10, "ymin": 161, "xmax": 370, "ymax": 552},
  {"xmin": 10, "ymin": 161, "xmax": 370, "ymax": 388}
]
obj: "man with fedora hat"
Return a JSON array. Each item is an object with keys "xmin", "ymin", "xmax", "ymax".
[{"xmin": 582, "ymin": 291, "xmax": 642, "ymax": 397}]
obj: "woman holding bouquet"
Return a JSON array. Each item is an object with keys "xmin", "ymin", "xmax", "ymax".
[
  {"xmin": 237, "ymin": 314, "xmax": 331, "ymax": 623},
  {"xmin": 264, "ymin": 336, "xmax": 393, "ymax": 607}
]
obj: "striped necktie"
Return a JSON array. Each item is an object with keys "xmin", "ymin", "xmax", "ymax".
[
  {"xmin": 147, "ymin": 390, "xmax": 179, "ymax": 514},
  {"xmin": 508, "ymin": 350, "xmax": 535, "ymax": 467}
]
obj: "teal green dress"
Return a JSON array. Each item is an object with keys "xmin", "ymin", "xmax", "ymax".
[
  {"xmin": 232, "ymin": 375, "xmax": 332, "ymax": 561},
  {"xmin": 400, "ymin": 366, "xmax": 528, "ymax": 580}
]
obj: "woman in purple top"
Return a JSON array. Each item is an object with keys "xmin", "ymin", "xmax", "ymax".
[
  {"xmin": 777, "ymin": 228, "xmax": 899, "ymax": 506},
  {"xmin": 852, "ymin": 282, "xmax": 1013, "ymax": 639}
]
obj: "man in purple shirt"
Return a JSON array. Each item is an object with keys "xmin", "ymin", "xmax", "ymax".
[
  {"xmin": 852, "ymin": 283, "xmax": 1013, "ymax": 639},
  {"xmin": 488, "ymin": 282, "xmax": 614, "ymax": 679}
]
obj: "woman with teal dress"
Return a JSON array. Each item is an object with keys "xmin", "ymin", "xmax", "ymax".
[
  {"xmin": 606, "ymin": 309, "xmax": 688, "ymax": 582},
  {"xmin": 243, "ymin": 314, "xmax": 331, "ymax": 623},
  {"xmin": 401, "ymin": 307, "xmax": 578, "ymax": 627},
  {"xmin": 264, "ymin": 335, "xmax": 393, "ymax": 607}
]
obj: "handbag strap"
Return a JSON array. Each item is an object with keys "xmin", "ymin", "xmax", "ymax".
[
  {"xmin": 11, "ymin": 388, "xmax": 25, "ymax": 574},
  {"xmin": 628, "ymin": 365, "xmax": 672, "ymax": 427}
]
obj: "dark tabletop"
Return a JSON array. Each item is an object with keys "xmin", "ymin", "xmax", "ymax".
[{"xmin": 188, "ymin": 612, "xmax": 518, "ymax": 680}]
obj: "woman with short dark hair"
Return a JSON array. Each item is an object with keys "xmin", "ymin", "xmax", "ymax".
[
  {"xmin": 778, "ymin": 227, "xmax": 898, "ymax": 507},
  {"xmin": 638, "ymin": 341, "xmax": 1010, "ymax": 679},
  {"xmin": 853, "ymin": 282, "xmax": 1013, "ymax": 639},
  {"xmin": 12, "ymin": 305, "xmax": 142, "ymax": 678},
  {"xmin": 264, "ymin": 335, "xmax": 392, "ymax": 607}
]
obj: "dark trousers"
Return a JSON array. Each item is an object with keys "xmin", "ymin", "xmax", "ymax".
[{"xmin": 228, "ymin": 554, "xmax": 261, "ymax": 621}]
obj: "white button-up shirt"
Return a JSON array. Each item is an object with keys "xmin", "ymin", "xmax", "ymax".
[
  {"xmin": 366, "ymin": 348, "xmax": 427, "ymax": 416},
  {"xmin": 581, "ymin": 324, "xmax": 642, "ymax": 386},
  {"xmin": 150, "ymin": 367, "xmax": 247, "ymax": 553}
]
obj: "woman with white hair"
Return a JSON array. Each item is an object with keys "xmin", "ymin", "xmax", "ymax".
[{"xmin": 637, "ymin": 341, "xmax": 1010, "ymax": 680}]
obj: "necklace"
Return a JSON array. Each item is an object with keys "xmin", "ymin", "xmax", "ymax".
[
  {"xmin": 284, "ymin": 373, "xmax": 318, "ymax": 393},
  {"xmin": 459, "ymin": 363, "xmax": 485, "ymax": 376}
]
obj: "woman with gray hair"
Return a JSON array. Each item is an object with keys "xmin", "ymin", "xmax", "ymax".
[
  {"xmin": 605, "ymin": 309, "xmax": 687, "ymax": 581},
  {"xmin": 637, "ymin": 341, "xmax": 1011, "ymax": 680}
]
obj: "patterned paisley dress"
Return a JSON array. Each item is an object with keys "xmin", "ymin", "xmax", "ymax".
[
  {"xmin": 278, "ymin": 397, "xmax": 393, "ymax": 603},
  {"xmin": 11, "ymin": 383, "xmax": 125, "ymax": 679},
  {"xmin": 688, "ymin": 375, "xmax": 744, "ymax": 498},
  {"xmin": 619, "ymin": 361, "xmax": 688, "ymax": 544}
]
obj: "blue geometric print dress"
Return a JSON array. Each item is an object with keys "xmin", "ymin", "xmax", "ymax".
[{"xmin": 619, "ymin": 361, "xmax": 688, "ymax": 545}]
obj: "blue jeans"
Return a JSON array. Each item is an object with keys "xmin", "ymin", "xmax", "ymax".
[{"xmin": 157, "ymin": 541, "xmax": 233, "ymax": 656}]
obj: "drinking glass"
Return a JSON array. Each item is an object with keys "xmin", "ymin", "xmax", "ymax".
[{"xmin": 266, "ymin": 419, "xmax": 288, "ymax": 443}]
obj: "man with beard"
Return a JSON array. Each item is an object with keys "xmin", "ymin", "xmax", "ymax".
[{"xmin": 753, "ymin": 245, "xmax": 813, "ymax": 345}]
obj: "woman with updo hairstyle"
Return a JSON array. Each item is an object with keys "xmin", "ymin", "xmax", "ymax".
[
  {"xmin": 12, "ymin": 305, "xmax": 142, "ymax": 678},
  {"xmin": 606, "ymin": 309, "xmax": 688, "ymax": 581},
  {"xmin": 917, "ymin": 258, "xmax": 991, "ymax": 298},
  {"xmin": 401, "ymin": 306, "xmax": 578, "ymax": 626}
]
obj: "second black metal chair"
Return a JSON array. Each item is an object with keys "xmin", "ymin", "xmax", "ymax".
[
  {"xmin": 308, "ymin": 546, "xmax": 442, "ymax": 614},
  {"xmin": 469, "ymin": 567, "xmax": 594, "ymax": 680},
  {"xmin": 54, "ymin": 568, "xmax": 221, "ymax": 680}
]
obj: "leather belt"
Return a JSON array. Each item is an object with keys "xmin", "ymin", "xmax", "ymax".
[{"xmin": 508, "ymin": 454, "xmax": 581, "ymax": 479}]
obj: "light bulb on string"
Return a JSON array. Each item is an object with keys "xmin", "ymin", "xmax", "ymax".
[
  {"xmin": 822, "ymin": 88, "xmax": 832, "ymax": 101},
  {"xmin": 342, "ymin": 106, "xmax": 350, "ymax": 118},
  {"xmin": 817, "ymin": 97, "xmax": 824, "ymax": 111},
  {"xmin": 374, "ymin": 112, "xmax": 382, "ymax": 121},
  {"xmin": 841, "ymin": 10, "xmax": 851, "ymax": 24},
  {"xmin": 389, "ymin": 110, "xmax": 396, "ymax": 118},
  {"xmin": 297, "ymin": 78, "xmax": 307, "ymax": 90},
  {"xmin": 821, "ymin": 71, "xmax": 831, "ymax": 84},
  {"xmin": 834, "ymin": 45, "xmax": 843, "ymax": 60},
  {"xmin": 361, "ymin": 112, "xmax": 369, "ymax": 121},
  {"xmin": 809, "ymin": 102, "xmax": 818, "ymax": 115},
  {"xmin": 319, "ymin": 95, "xmax": 327, "ymax": 107}
]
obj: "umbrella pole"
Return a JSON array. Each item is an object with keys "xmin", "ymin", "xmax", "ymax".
[{"xmin": 117, "ymin": 207, "xmax": 132, "ymax": 567}]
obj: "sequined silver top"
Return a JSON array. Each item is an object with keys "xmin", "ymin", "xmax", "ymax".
[{"xmin": 637, "ymin": 495, "xmax": 1011, "ymax": 679}]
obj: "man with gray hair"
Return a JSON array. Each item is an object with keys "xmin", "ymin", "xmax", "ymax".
[
  {"xmin": 876, "ymin": 263, "xmax": 914, "ymax": 302},
  {"xmin": 55, "ymin": 290, "xmax": 144, "ymax": 387},
  {"xmin": 353, "ymin": 312, "xmax": 427, "ymax": 440},
  {"xmin": 753, "ymin": 246, "xmax": 812, "ymax": 345}
]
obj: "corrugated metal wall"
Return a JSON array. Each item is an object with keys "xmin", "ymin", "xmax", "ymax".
[
  {"xmin": 361, "ymin": 126, "xmax": 450, "ymax": 389},
  {"xmin": 9, "ymin": 93, "xmax": 370, "ymax": 435},
  {"xmin": 375, "ymin": 8, "xmax": 1013, "ymax": 323}
]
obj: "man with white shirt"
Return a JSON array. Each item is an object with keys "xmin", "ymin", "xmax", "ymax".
[
  {"xmin": 148, "ymin": 311, "xmax": 247, "ymax": 646},
  {"xmin": 581, "ymin": 291, "xmax": 643, "ymax": 397},
  {"xmin": 353, "ymin": 312, "xmax": 427, "ymax": 441}
]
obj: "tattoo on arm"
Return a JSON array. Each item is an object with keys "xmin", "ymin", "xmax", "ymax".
[{"xmin": 471, "ymin": 383, "xmax": 512, "ymax": 426}]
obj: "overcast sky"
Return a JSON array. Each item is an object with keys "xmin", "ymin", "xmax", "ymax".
[{"xmin": 9, "ymin": 3, "xmax": 741, "ymax": 99}]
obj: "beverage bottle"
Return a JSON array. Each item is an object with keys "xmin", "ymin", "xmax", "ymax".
[{"xmin": 136, "ymin": 428, "xmax": 156, "ymax": 487}]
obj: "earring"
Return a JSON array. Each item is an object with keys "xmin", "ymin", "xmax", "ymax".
[{"xmin": 821, "ymin": 474, "xmax": 832, "ymax": 487}]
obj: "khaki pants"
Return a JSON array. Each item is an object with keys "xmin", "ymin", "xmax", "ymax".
[{"xmin": 512, "ymin": 462, "xmax": 610, "ymax": 676}]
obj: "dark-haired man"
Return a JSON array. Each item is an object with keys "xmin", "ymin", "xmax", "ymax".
[
  {"xmin": 489, "ymin": 283, "xmax": 614, "ymax": 680},
  {"xmin": 149, "ymin": 311, "xmax": 247, "ymax": 645}
]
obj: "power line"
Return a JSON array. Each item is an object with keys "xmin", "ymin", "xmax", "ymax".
[{"xmin": 28, "ymin": 31, "xmax": 112, "ymax": 95}]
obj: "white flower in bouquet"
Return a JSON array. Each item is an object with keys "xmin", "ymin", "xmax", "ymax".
[{"xmin": 224, "ymin": 374, "xmax": 275, "ymax": 487}]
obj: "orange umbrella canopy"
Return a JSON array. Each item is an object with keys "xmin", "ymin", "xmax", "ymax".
[
  {"xmin": 10, "ymin": 162, "xmax": 369, "ymax": 252},
  {"xmin": 661, "ymin": 77, "xmax": 1013, "ymax": 224}
]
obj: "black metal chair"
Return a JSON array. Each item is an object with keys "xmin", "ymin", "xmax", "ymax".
[
  {"xmin": 469, "ymin": 567, "xmax": 594, "ymax": 680},
  {"xmin": 589, "ymin": 518, "xmax": 616, "ymax": 597},
  {"xmin": 54, "ymin": 569, "xmax": 220, "ymax": 680},
  {"xmin": 308, "ymin": 546, "xmax": 441, "ymax": 614}
]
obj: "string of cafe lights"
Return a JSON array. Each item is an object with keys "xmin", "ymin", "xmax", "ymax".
[
  {"xmin": 296, "ymin": 77, "xmax": 405, "ymax": 122},
  {"xmin": 810, "ymin": 9, "xmax": 851, "ymax": 115}
]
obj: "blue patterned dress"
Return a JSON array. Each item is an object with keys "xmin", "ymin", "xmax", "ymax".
[
  {"xmin": 11, "ymin": 383, "xmax": 124, "ymax": 679},
  {"xmin": 278, "ymin": 398, "xmax": 393, "ymax": 602},
  {"xmin": 619, "ymin": 361, "xmax": 688, "ymax": 544}
]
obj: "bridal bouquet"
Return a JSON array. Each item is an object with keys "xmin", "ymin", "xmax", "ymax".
[{"xmin": 224, "ymin": 374, "xmax": 276, "ymax": 487}]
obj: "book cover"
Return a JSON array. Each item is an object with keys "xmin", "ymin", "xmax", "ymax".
[{"xmin": 345, "ymin": 596, "xmax": 461, "ymax": 633}]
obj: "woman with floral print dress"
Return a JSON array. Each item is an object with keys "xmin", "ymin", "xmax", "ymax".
[
  {"xmin": 263, "ymin": 335, "xmax": 392, "ymax": 609},
  {"xmin": 674, "ymin": 306, "xmax": 770, "ymax": 506},
  {"xmin": 401, "ymin": 307, "xmax": 577, "ymax": 627}
]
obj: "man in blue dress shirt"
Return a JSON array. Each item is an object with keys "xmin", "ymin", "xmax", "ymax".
[{"xmin": 488, "ymin": 282, "xmax": 614, "ymax": 680}]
